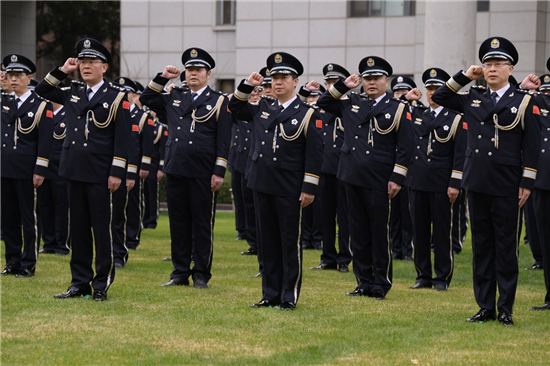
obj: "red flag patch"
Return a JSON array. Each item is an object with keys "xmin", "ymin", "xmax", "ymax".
[
  {"xmin": 463, "ymin": 122, "xmax": 468, "ymax": 130},
  {"xmin": 406, "ymin": 112, "xmax": 411, "ymax": 120},
  {"xmin": 316, "ymin": 119, "xmax": 323, "ymax": 128},
  {"xmin": 46, "ymin": 110, "xmax": 53, "ymax": 118},
  {"xmin": 534, "ymin": 105, "xmax": 540, "ymax": 115},
  {"xmin": 227, "ymin": 106, "xmax": 231, "ymax": 113},
  {"xmin": 164, "ymin": 131, "xmax": 168, "ymax": 136},
  {"xmin": 123, "ymin": 101, "xmax": 130, "ymax": 110},
  {"xmin": 148, "ymin": 119, "xmax": 155, "ymax": 125},
  {"xmin": 132, "ymin": 125, "xmax": 139, "ymax": 132}
]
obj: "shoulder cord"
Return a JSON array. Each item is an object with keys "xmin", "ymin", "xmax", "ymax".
[
  {"xmin": 84, "ymin": 92, "xmax": 126, "ymax": 141},
  {"xmin": 272, "ymin": 107, "xmax": 315, "ymax": 152},
  {"xmin": 368, "ymin": 102, "xmax": 405, "ymax": 147},
  {"xmin": 15, "ymin": 101, "xmax": 47, "ymax": 147},
  {"xmin": 190, "ymin": 95, "xmax": 224, "ymax": 133},
  {"xmin": 138, "ymin": 112, "xmax": 148, "ymax": 133},
  {"xmin": 153, "ymin": 124, "xmax": 163, "ymax": 144},
  {"xmin": 427, "ymin": 114, "xmax": 462, "ymax": 156},
  {"xmin": 493, "ymin": 94, "xmax": 530, "ymax": 149},
  {"xmin": 333, "ymin": 117, "xmax": 344, "ymax": 142}
]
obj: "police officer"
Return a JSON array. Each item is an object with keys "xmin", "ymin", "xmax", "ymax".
[
  {"xmin": 140, "ymin": 48, "xmax": 232, "ymax": 289},
  {"xmin": 229, "ymin": 52, "xmax": 323, "ymax": 310},
  {"xmin": 405, "ymin": 68, "xmax": 466, "ymax": 291},
  {"xmin": 36, "ymin": 38, "xmax": 131, "ymax": 301},
  {"xmin": 432, "ymin": 37, "xmax": 540, "ymax": 325},
  {"xmin": 317, "ymin": 56, "xmax": 412, "ymax": 300},
  {"xmin": 229, "ymin": 101, "xmax": 247, "ymax": 242},
  {"xmin": 1, "ymin": 54, "xmax": 54, "ymax": 277}
]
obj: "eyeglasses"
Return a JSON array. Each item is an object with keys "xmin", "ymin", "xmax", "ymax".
[
  {"xmin": 79, "ymin": 60, "xmax": 103, "ymax": 65},
  {"xmin": 482, "ymin": 61, "xmax": 511, "ymax": 69}
]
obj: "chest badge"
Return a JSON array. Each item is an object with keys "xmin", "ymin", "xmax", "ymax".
[
  {"xmin": 70, "ymin": 95, "xmax": 80, "ymax": 103},
  {"xmin": 351, "ymin": 105, "xmax": 360, "ymax": 113},
  {"xmin": 103, "ymin": 102, "xmax": 109, "ymax": 109},
  {"xmin": 443, "ymin": 125, "xmax": 449, "ymax": 131},
  {"xmin": 541, "ymin": 109, "xmax": 549, "ymax": 116},
  {"xmin": 415, "ymin": 118, "xmax": 422, "ymax": 125},
  {"xmin": 60, "ymin": 123, "xmax": 66, "ymax": 128},
  {"xmin": 261, "ymin": 111, "xmax": 270, "ymax": 119},
  {"xmin": 2, "ymin": 106, "xmax": 9, "ymax": 111},
  {"xmin": 206, "ymin": 105, "xmax": 212, "ymax": 110},
  {"xmin": 172, "ymin": 100, "xmax": 181, "ymax": 107},
  {"xmin": 291, "ymin": 119, "xmax": 298, "ymax": 125},
  {"xmin": 444, "ymin": 111, "xmax": 448, "ymax": 116},
  {"xmin": 385, "ymin": 113, "xmax": 391, "ymax": 119},
  {"xmin": 511, "ymin": 106, "xmax": 517, "ymax": 114},
  {"xmin": 471, "ymin": 100, "xmax": 481, "ymax": 108},
  {"xmin": 27, "ymin": 111, "xmax": 34, "ymax": 118}
]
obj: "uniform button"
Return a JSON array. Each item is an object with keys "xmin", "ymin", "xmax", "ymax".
[
  {"xmin": 177, "ymin": 127, "xmax": 181, "ymax": 130},
  {"xmin": 488, "ymin": 152, "xmax": 492, "ymax": 156},
  {"xmin": 179, "ymin": 117, "xmax": 183, "ymax": 120},
  {"xmin": 13, "ymin": 146, "xmax": 17, "ymax": 149},
  {"xmin": 4, "ymin": 134, "xmax": 7, "ymax": 137},
  {"xmin": 259, "ymin": 154, "xmax": 263, "ymax": 158},
  {"xmin": 478, "ymin": 135, "xmax": 482, "ymax": 139},
  {"xmin": 2, "ymin": 144, "xmax": 5, "ymax": 148},
  {"xmin": 333, "ymin": 144, "xmax": 337, "ymax": 148},
  {"xmin": 83, "ymin": 143, "xmax": 87, "ymax": 147},
  {"xmin": 276, "ymin": 145, "xmax": 279, "ymax": 149},
  {"xmin": 491, "ymin": 138, "xmax": 495, "ymax": 142},
  {"xmin": 417, "ymin": 146, "xmax": 420, "ymax": 149},
  {"xmin": 419, "ymin": 136, "xmax": 423, "ymax": 140},
  {"xmin": 188, "ymin": 141, "xmax": 192, "ymax": 144},
  {"xmin": 261, "ymin": 141, "xmax": 265, "ymax": 145},
  {"xmin": 77, "ymin": 116, "xmax": 81, "ymax": 119},
  {"xmin": 245, "ymin": 138, "xmax": 248, "ymax": 141},
  {"xmin": 273, "ymin": 157, "xmax": 277, "ymax": 161},
  {"xmin": 323, "ymin": 132, "xmax": 327, "ymax": 136},
  {"xmin": 278, "ymin": 133, "xmax": 282, "ymax": 137},
  {"xmin": 7, "ymin": 124, "xmax": 10, "ymax": 127},
  {"xmin": 475, "ymin": 149, "xmax": 479, "ymax": 153},
  {"xmin": 233, "ymin": 143, "xmax": 236, "ymax": 146},
  {"xmin": 415, "ymin": 156, "xmax": 418, "ymax": 160},
  {"xmin": 547, "ymin": 127, "xmax": 550, "ymax": 131},
  {"xmin": 480, "ymin": 122, "xmax": 484, "ymax": 125},
  {"xmin": 175, "ymin": 138, "xmax": 179, "ymax": 142},
  {"xmin": 427, "ymin": 158, "xmax": 431, "ymax": 162},
  {"xmin": 244, "ymin": 147, "xmax": 247, "ymax": 150},
  {"xmin": 366, "ymin": 151, "xmax": 370, "ymax": 154},
  {"xmin": 75, "ymin": 128, "xmax": 78, "ymax": 132},
  {"xmin": 355, "ymin": 136, "xmax": 359, "ymax": 139},
  {"xmin": 358, "ymin": 125, "xmax": 362, "ymax": 128},
  {"xmin": 265, "ymin": 130, "xmax": 269, "ymax": 133},
  {"xmin": 235, "ymin": 135, "xmax": 238, "ymax": 138},
  {"xmin": 543, "ymin": 149, "xmax": 546, "ymax": 153},
  {"xmin": 545, "ymin": 138, "xmax": 548, "ymax": 142},
  {"xmin": 352, "ymin": 147, "xmax": 356, "ymax": 151},
  {"xmin": 72, "ymin": 141, "xmax": 76, "ymax": 145}
]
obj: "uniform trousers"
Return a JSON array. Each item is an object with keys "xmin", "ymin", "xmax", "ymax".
[
  {"xmin": 253, "ymin": 191, "xmax": 302, "ymax": 304},
  {"xmin": 451, "ymin": 189, "xmax": 468, "ymax": 254},
  {"xmin": 468, "ymin": 191, "xmax": 519, "ymax": 314},
  {"xmin": 142, "ymin": 161, "xmax": 160, "ymax": 229},
  {"xmin": 231, "ymin": 170, "xmax": 246, "ymax": 238},
  {"xmin": 68, "ymin": 180, "xmax": 115, "ymax": 293},
  {"xmin": 525, "ymin": 196, "xmax": 543, "ymax": 266},
  {"xmin": 346, "ymin": 183, "xmax": 392, "ymax": 295},
  {"xmin": 241, "ymin": 174, "xmax": 259, "ymax": 254},
  {"xmin": 409, "ymin": 189, "xmax": 454, "ymax": 287},
  {"xmin": 532, "ymin": 189, "xmax": 550, "ymax": 304},
  {"xmin": 126, "ymin": 179, "xmax": 144, "ymax": 249},
  {"xmin": 165, "ymin": 174, "xmax": 215, "ymax": 283},
  {"xmin": 1, "ymin": 177, "xmax": 39, "ymax": 270},
  {"xmin": 319, "ymin": 173, "xmax": 351, "ymax": 266},
  {"xmin": 112, "ymin": 180, "xmax": 129, "ymax": 266},
  {"xmin": 38, "ymin": 179, "xmax": 70, "ymax": 254},
  {"xmin": 389, "ymin": 187, "xmax": 413, "ymax": 258},
  {"xmin": 301, "ymin": 198, "xmax": 322, "ymax": 249}
]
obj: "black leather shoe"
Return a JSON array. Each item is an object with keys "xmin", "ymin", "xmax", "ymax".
[
  {"xmin": 252, "ymin": 271, "xmax": 262, "ymax": 278},
  {"xmin": 434, "ymin": 284, "xmax": 448, "ymax": 291},
  {"xmin": 371, "ymin": 289, "xmax": 385, "ymax": 300},
  {"xmin": 241, "ymin": 248, "xmax": 257, "ymax": 255},
  {"xmin": 193, "ymin": 278, "xmax": 208, "ymax": 289},
  {"xmin": 114, "ymin": 263, "xmax": 124, "ymax": 269},
  {"xmin": 161, "ymin": 278, "xmax": 189, "ymax": 287},
  {"xmin": 55, "ymin": 251, "xmax": 70, "ymax": 256},
  {"xmin": 39, "ymin": 248, "xmax": 56, "ymax": 254},
  {"xmin": 466, "ymin": 308, "xmax": 496, "ymax": 322},
  {"xmin": 526, "ymin": 263, "xmax": 543, "ymax": 270},
  {"xmin": 530, "ymin": 303, "xmax": 550, "ymax": 311},
  {"xmin": 280, "ymin": 302, "xmax": 296, "ymax": 310},
  {"xmin": 93, "ymin": 290, "xmax": 107, "ymax": 302},
  {"xmin": 250, "ymin": 299, "xmax": 279, "ymax": 308},
  {"xmin": 16, "ymin": 268, "xmax": 35, "ymax": 278},
  {"xmin": 404, "ymin": 255, "xmax": 413, "ymax": 262},
  {"xmin": 346, "ymin": 287, "xmax": 370, "ymax": 297},
  {"xmin": 498, "ymin": 312, "xmax": 514, "ymax": 326},
  {"xmin": 310, "ymin": 263, "xmax": 337, "ymax": 270},
  {"xmin": 54, "ymin": 286, "xmax": 91, "ymax": 299},
  {"xmin": 338, "ymin": 263, "xmax": 349, "ymax": 273},
  {"xmin": 235, "ymin": 235, "xmax": 246, "ymax": 241},
  {"xmin": 1, "ymin": 265, "xmax": 20, "ymax": 275},
  {"xmin": 409, "ymin": 283, "xmax": 432, "ymax": 289}
]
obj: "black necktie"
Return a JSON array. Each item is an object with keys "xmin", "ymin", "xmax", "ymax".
[
  {"xmin": 191, "ymin": 92, "xmax": 198, "ymax": 102},
  {"xmin": 87, "ymin": 88, "xmax": 93, "ymax": 101},
  {"xmin": 279, "ymin": 105, "xmax": 284, "ymax": 114},
  {"xmin": 15, "ymin": 98, "xmax": 21, "ymax": 109},
  {"xmin": 491, "ymin": 91, "xmax": 498, "ymax": 107},
  {"xmin": 369, "ymin": 99, "xmax": 375, "ymax": 110},
  {"xmin": 430, "ymin": 111, "xmax": 436, "ymax": 120}
]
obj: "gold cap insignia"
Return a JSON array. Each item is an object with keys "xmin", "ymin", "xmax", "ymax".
[
  {"xmin": 190, "ymin": 49, "xmax": 198, "ymax": 58},
  {"xmin": 491, "ymin": 38, "xmax": 499, "ymax": 49},
  {"xmin": 266, "ymin": 69, "xmax": 271, "ymax": 76},
  {"xmin": 328, "ymin": 64, "xmax": 333, "ymax": 71},
  {"xmin": 430, "ymin": 69, "xmax": 437, "ymax": 77},
  {"xmin": 274, "ymin": 54, "xmax": 282, "ymax": 64},
  {"xmin": 367, "ymin": 58, "xmax": 374, "ymax": 67},
  {"xmin": 545, "ymin": 76, "xmax": 550, "ymax": 83},
  {"xmin": 83, "ymin": 39, "xmax": 91, "ymax": 49},
  {"xmin": 10, "ymin": 55, "xmax": 17, "ymax": 62},
  {"xmin": 119, "ymin": 78, "xmax": 125, "ymax": 84},
  {"xmin": 397, "ymin": 76, "xmax": 403, "ymax": 83}
]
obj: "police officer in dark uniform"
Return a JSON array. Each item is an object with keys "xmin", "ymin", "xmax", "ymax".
[
  {"xmin": 432, "ymin": 37, "xmax": 540, "ymax": 325},
  {"xmin": 317, "ymin": 56, "xmax": 413, "ymax": 300},
  {"xmin": 1, "ymin": 54, "xmax": 54, "ymax": 277},
  {"xmin": 140, "ymin": 48, "xmax": 232, "ymax": 289},
  {"xmin": 36, "ymin": 38, "xmax": 131, "ymax": 301},
  {"xmin": 229, "ymin": 103, "xmax": 247, "ymax": 242},
  {"xmin": 405, "ymin": 68, "xmax": 466, "ymax": 291},
  {"xmin": 306, "ymin": 63, "xmax": 352, "ymax": 272},
  {"xmin": 229, "ymin": 52, "xmax": 323, "ymax": 310}
]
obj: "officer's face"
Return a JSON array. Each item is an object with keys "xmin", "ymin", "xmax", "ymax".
[
  {"xmin": 393, "ymin": 88, "xmax": 409, "ymax": 98},
  {"xmin": 7, "ymin": 71, "xmax": 32, "ymax": 96},
  {"xmin": 362, "ymin": 75, "xmax": 389, "ymax": 99},
  {"xmin": 78, "ymin": 58, "xmax": 108, "ymax": 86},
  {"xmin": 262, "ymin": 84, "xmax": 273, "ymax": 98},
  {"xmin": 271, "ymin": 74, "xmax": 299, "ymax": 99},
  {"xmin": 249, "ymin": 87, "xmax": 261, "ymax": 103},
  {"xmin": 185, "ymin": 67, "xmax": 211, "ymax": 91},
  {"xmin": 482, "ymin": 58, "xmax": 513, "ymax": 89},
  {"xmin": 307, "ymin": 94, "xmax": 320, "ymax": 104},
  {"xmin": 325, "ymin": 78, "xmax": 339, "ymax": 89},
  {"xmin": 1, "ymin": 72, "xmax": 13, "ymax": 93},
  {"xmin": 542, "ymin": 90, "xmax": 550, "ymax": 95},
  {"xmin": 425, "ymin": 86, "xmax": 440, "ymax": 107}
]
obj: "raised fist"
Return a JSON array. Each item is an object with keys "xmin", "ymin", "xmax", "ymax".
[
  {"xmin": 405, "ymin": 88, "xmax": 422, "ymax": 101},
  {"xmin": 306, "ymin": 80, "xmax": 321, "ymax": 91},
  {"xmin": 162, "ymin": 65, "xmax": 181, "ymax": 79},
  {"xmin": 465, "ymin": 65, "xmax": 484, "ymax": 80},
  {"xmin": 246, "ymin": 72, "xmax": 264, "ymax": 87},
  {"xmin": 60, "ymin": 58, "xmax": 79, "ymax": 74},
  {"xmin": 344, "ymin": 74, "xmax": 361, "ymax": 89}
]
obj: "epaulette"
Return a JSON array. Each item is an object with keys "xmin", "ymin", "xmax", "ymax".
[
  {"xmin": 171, "ymin": 85, "xmax": 188, "ymax": 92},
  {"xmin": 392, "ymin": 97, "xmax": 408, "ymax": 104},
  {"xmin": 516, "ymin": 88, "xmax": 535, "ymax": 95},
  {"xmin": 71, "ymin": 80, "xmax": 85, "ymax": 86},
  {"xmin": 458, "ymin": 91, "xmax": 469, "ymax": 95},
  {"xmin": 302, "ymin": 101, "xmax": 316, "ymax": 109},
  {"xmin": 109, "ymin": 82, "xmax": 127, "ymax": 92},
  {"xmin": 471, "ymin": 85, "xmax": 486, "ymax": 91},
  {"xmin": 261, "ymin": 95, "xmax": 276, "ymax": 102},
  {"xmin": 414, "ymin": 104, "xmax": 429, "ymax": 111},
  {"xmin": 35, "ymin": 94, "xmax": 50, "ymax": 102},
  {"xmin": 208, "ymin": 88, "xmax": 224, "ymax": 96}
]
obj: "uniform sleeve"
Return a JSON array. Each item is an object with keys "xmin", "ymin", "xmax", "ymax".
[
  {"xmin": 34, "ymin": 102, "xmax": 55, "ymax": 176},
  {"xmin": 520, "ymin": 97, "xmax": 541, "ymax": 189},
  {"xmin": 140, "ymin": 113, "xmax": 156, "ymax": 172},
  {"xmin": 139, "ymin": 73, "xmax": 171, "ymax": 113},
  {"xmin": 35, "ymin": 67, "xmax": 71, "ymax": 104},
  {"xmin": 213, "ymin": 96, "xmax": 232, "ymax": 177},
  {"xmin": 159, "ymin": 125, "xmax": 168, "ymax": 171},
  {"xmin": 297, "ymin": 85, "xmax": 311, "ymax": 102},
  {"xmin": 228, "ymin": 80, "xmax": 260, "ymax": 121},
  {"xmin": 390, "ymin": 104, "xmax": 413, "ymax": 185},
  {"xmin": 449, "ymin": 114, "xmax": 467, "ymax": 188},
  {"xmin": 302, "ymin": 110, "xmax": 324, "ymax": 195},
  {"xmin": 126, "ymin": 122, "xmax": 141, "ymax": 181},
  {"xmin": 431, "ymin": 71, "xmax": 472, "ymax": 113},
  {"xmin": 316, "ymin": 79, "xmax": 348, "ymax": 117},
  {"xmin": 111, "ymin": 94, "xmax": 131, "ymax": 179}
]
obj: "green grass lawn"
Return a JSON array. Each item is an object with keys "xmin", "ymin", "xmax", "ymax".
[{"xmin": 2, "ymin": 211, "xmax": 549, "ymax": 365}]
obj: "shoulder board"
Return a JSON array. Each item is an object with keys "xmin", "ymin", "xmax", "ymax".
[
  {"xmin": 415, "ymin": 104, "xmax": 429, "ymax": 110},
  {"xmin": 35, "ymin": 94, "xmax": 50, "ymax": 102},
  {"xmin": 71, "ymin": 80, "xmax": 85, "ymax": 85},
  {"xmin": 391, "ymin": 97, "xmax": 407, "ymax": 104},
  {"xmin": 261, "ymin": 95, "xmax": 276, "ymax": 101},
  {"xmin": 171, "ymin": 85, "xmax": 186, "ymax": 91},
  {"xmin": 458, "ymin": 91, "xmax": 469, "ymax": 95},
  {"xmin": 1, "ymin": 92, "xmax": 14, "ymax": 99},
  {"xmin": 60, "ymin": 86, "xmax": 71, "ymax": 91},
  {"xmin": 471, "ymin": 85, "xmax": 486, "ymax": 91},
  {"xmin": 209, "ymin": 89, "xmax": 224, "ymax": 96},
  {"xmin": 108, "ymin": 82, "xmax": 126, "ymax": 92},
  {"xmin": 516, "ymin": 88, "xmax": 534, "ymax": 95},
  {"xmin": 302, "ymin": 102, "xmax": 315, "ymax": 108}
]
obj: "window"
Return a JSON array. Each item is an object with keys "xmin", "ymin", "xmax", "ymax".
[
  {"xmin": 216, "ymin": 0, "xmax": 236, "ymax": 26},
  {"xmin": 477, "ymin": 1, "xmax": 490, "ymax": 12},
  {"xmin": 349, "ymin": 1, "xmax": 415, "ymax": 17}
]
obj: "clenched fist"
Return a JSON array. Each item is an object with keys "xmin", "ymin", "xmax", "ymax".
[
  {"xmin": 161, "ymin": 65, "xmax": 181, "ymax": 79},
  {"xmin": 60, "ymin": 58, "xmax": 79, "ymax": 74},
  {"xmin": 344, "ymin": 74, "xmax": 362, "ymax": 89},
  {"xmin": 246, "ymin": 72, "xmax": 264, "ymax": 87}
]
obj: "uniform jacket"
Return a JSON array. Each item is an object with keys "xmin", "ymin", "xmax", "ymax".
[
  {"xmin": 150, "ymin": 121, "xmax": 168, "ymax": 172},
  {"xmin": 232, "ymin": 117, "xmax": 253, "ymax": 175},
  {"xmin": 36, "ymin": 68, "xmax": 131, "ymax": 184},
  {"xmin": 407, "ymin": 105, "xmax": 466, "ymax": 192},
  {"xmin": 1, "ymin": 91, "xmax": 54, "ymax": 179},
  {"xmin": 532, "ymin": 93, "xmax": 550, "ymax": 191},
  {"xmin": 140, "ymin": 74, "xmax": 231, "ymax": 180},
  {"xmin": 432, "ymin": 72, "xmax": 540, "ymax": 196},
  {"xmin": 126, "ymin": 105, "xmax": 155, "ymax": 180},
  {"xmin": 229, "ymin": 80, "xmax": 323, "ymax": 198},
  {"xmin": 318, "ymin": 107, "xmax": 344, "ymax": 176},
  {"xmin": 44, "ymin": 106, "xmax": 67, "ymax": 181},
  {"xmin": 317, "ymin": 80, "xmax": 412, "ymax": 190}
]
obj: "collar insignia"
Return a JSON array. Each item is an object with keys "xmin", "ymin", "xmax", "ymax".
[
  {"xmin": 291, "ymin": 118, "xmax": 298, "ymax": 125},
  {"xmin": 443, "ymin": 125, "xmax": 449, "ymax": 131},
  {"xmin": 103, "ymin": 102, "xmax": 109, "ymax": 109},
  {"xmin": 511, "ymin": 106, "xmax": 517, "ymax": 114},
  {"xmin": 28, "ymin": 111, "xmax": 34, "ymax": 118},
  {"xmin": 385, "ymin": 113, "xmax": 391, "ymax": 119}
]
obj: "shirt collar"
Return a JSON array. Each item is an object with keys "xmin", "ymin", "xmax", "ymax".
[
  {"xmin": 278, "ymin": 95, "xmax": 297, "ymax": 110},
  {"xmin": 16, "ymin": 90, "xmax": 32, "ymax": 104},
  {"xmin": 191, "ymin": 85, "xmax": 208, "ymax": 98},
  {"xmin": 430, "ymin": 105, "xmax": 444, "ymax": 117},
  {"xmin": 87, "ymin": 80, "xmax": 105, "ymax": 94},
  {"xmin": 490, "ymin": 83, "xmax": 510, "ymax": 99},
  {"xmin": 370, "ymin": 93, "xmax": 386, "ymax": 106}
]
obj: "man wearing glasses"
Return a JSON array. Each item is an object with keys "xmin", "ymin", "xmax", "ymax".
[{"xmin": 432, "ymin": 36, "xmax": 540, "ymax": 326}]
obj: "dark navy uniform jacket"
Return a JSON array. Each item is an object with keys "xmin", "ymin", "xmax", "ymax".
[
  {"xmin": 1, "ymin": 91, "xmax": 54, "ymax": 179},
  {"xmin": 36, "ymin": 69, "xmax": 131, "ymax": 184},
  {"xmin": 408, "ymin": 105, "xmax": 466, "ymax": 192},
  {"xmin": 44, "ymin": 106, "xmax": 67, "ymax": 181},
  {"xmin": 229, "ymin": 81, "xmax": 323, "ymax": 198},
  {"xmin": 140, "ymin": 75, "xmax": 232, "ymax": 180},
  {"xmin": 532, "ymin": 93, "xmax": 550, "ymax": 191},
  {"xmin": 232, "ymin": 117, "xmax": 253, "ymax": 175},
  {"xmin": 317, "ymin": 80, "xmax": 413, "ymax": 190},
  {"xmin": 318, "ymin": 108, "xmax": 344, "ymax": 176},
  {"xmin": 126, "ymin": 106, "xmax": 155, "ymax": 180},
  {"xmin": 150, "ymin": 121, "xmax": 168, "ymax": 172},
  {"xmin": 432, "ymin": 72, "xmax": 540, "ymax": 196}
]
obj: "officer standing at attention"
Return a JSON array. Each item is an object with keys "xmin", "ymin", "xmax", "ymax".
[
  {"xmin": 405, "ymin": 68, "xmax": 466, "ymax": 291},
  {"xmin": 432, "ymin": 37, "xmax": 540, "ymax": 325},
  {"xmin": 1, "ymin": 54, "xmax": 54, "ymax": 277},
  {"xmin": 317, "ymin": 56, "xmax": 413, "ymax": 300},
  {"xmin": 36, "ymin": 38, "xmax": 131, "ymax": 301},
  {"xmin": 140, "ymin": 48, "xmax": 232, "ymax": 289},
  {"xmin": 229, "ymin": 52, "xmax": 323, "ymax": 310}
]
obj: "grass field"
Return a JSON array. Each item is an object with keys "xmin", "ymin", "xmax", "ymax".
[{"xmin": 1, "ymin": 211, "xmax": 549, "ymax": 365}]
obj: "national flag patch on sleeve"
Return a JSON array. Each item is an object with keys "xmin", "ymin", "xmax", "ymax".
[
  {"xmin": 164, "ymin": 131, "xmax": 168, "ymax": 136},
  {"xmin": 533, "ymin": 105, "xmax": 540, "ymax": 115},
  {"xmin": 148, "ymin": 119, "xmax": 155, "ymax": 125},
  {"xmin": 316, "ymin": 119, "xmax": 323, "ymax": 128},
  {"xmin": 132, "ymin": 125, "xmax": 139, "ymax": 132},
  {"xmin": 123, "ymin": 101, "xmax": 130, "ymax": 110},
  {"xmin": 46, "ymin": 110, "xmax": 53, "ymax": 118},
  {"xmin": 227, "ymin": 106, "xmax": 231, "ymax": 113},
  {"xmin": 463, "ymin": 122, "xmax": 468, "ymax": 130},
  {"xmin": 406, "ymin": 112, "xmax": 411, "ymax": 120}
]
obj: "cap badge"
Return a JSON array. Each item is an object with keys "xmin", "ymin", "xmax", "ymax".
[
  {"xmin": 84, "ymin": 39, "xmax": 91, "ymax": 49},
  {"xmin": 328, "ymin": 64, "xmax": 333, "ymax": 71},
  {"xmin": 10, "ymin": 55, "xmax": 17, "ymax": 63},
  {"xmin": 274, "ymin": 54, "xmax": 282, "ymax": 64},
  {"xmin": 397, "ymin": 76, "xmax": 403, "ymax": 83},
  {"xmin": 545, "ymin": 76, "xmax": 550, "ymax": 83},
  {"xmin": 491, "ymin": 38, "xmax": 499, "ymax": 49},
  {"xmin": 190, "ymin": 49, "xmax": 198, "ymax": 58},
  {"xmin": 266, "ymin": 69, "xmax": 271, "ymax": 76},
  {"xmin": 119, "ymin": 78, "xmax": 125, "ymax": 84},
  {"xmin": 430, "ymin": 69, "xmax": 437, "ymax": 78},
  {"xmin": 367, "ymin": 58, "xmax": 374, "ymax": 67}
]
